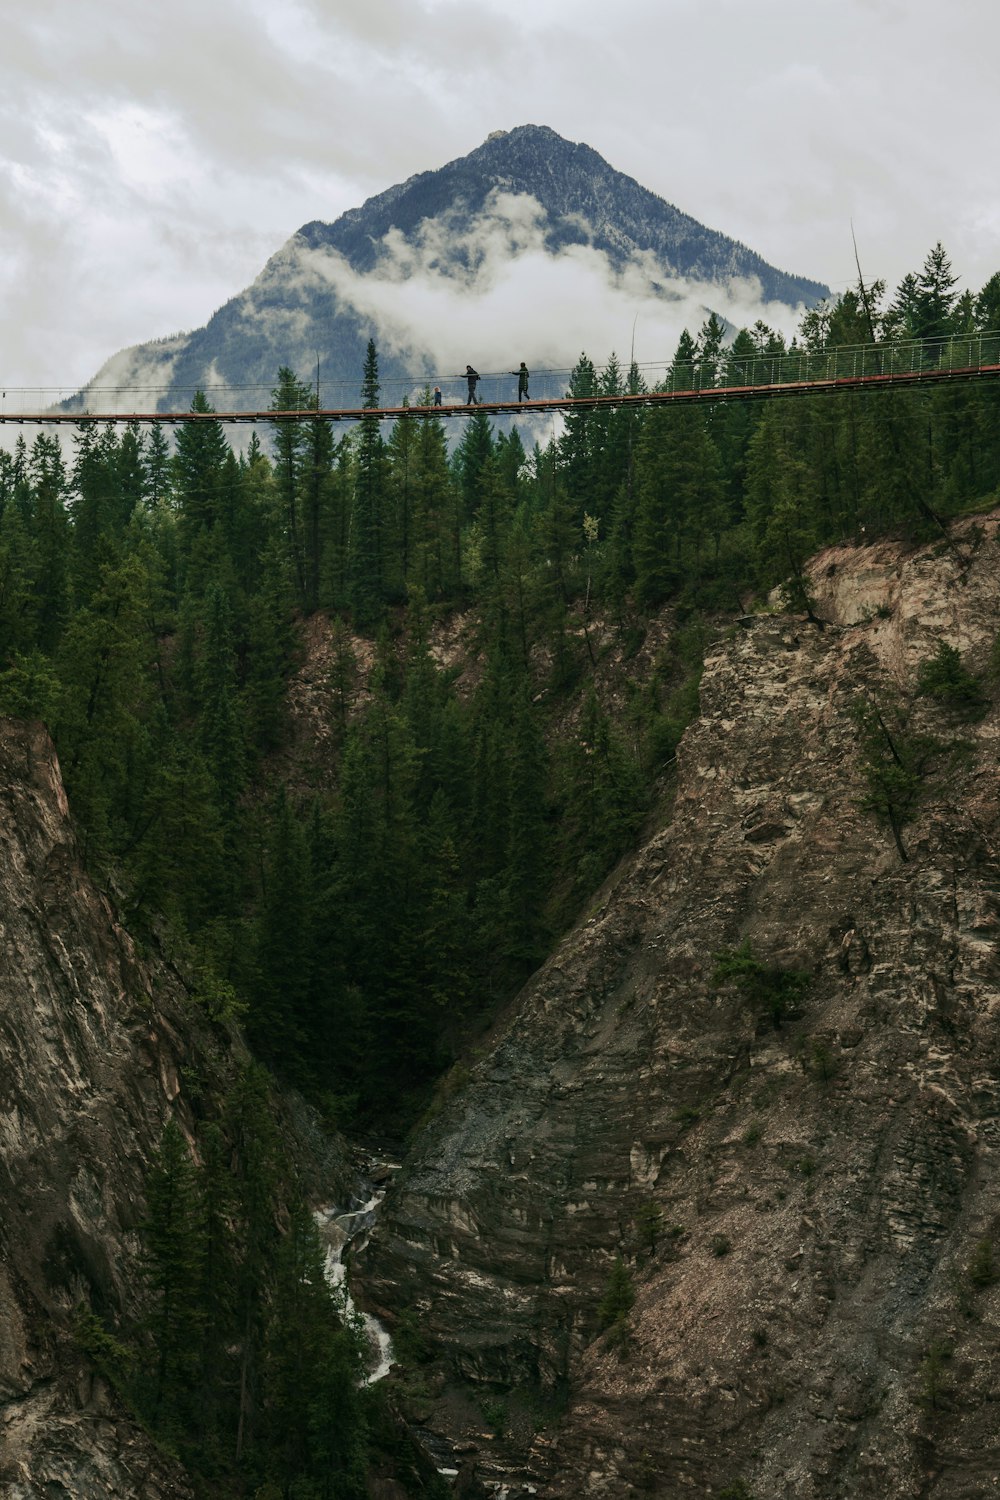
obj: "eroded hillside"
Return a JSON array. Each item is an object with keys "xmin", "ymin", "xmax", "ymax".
[
  {"xmin": 0, "ymin": 721, "xmax": 197, "ymax": 1497},
  {"xmin": 362, "ymin": 511, "xmax": 1000, "ymax": 1497}
]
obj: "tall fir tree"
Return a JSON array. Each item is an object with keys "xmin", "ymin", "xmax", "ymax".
[{"xmin": 348, "ymin": 340, "xmax": 389, "ymax": 629}]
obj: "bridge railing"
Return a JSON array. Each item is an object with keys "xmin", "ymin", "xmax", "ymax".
[
  {"xmin": 2, "ymin": 332, "xmax": 998, "ymax": 422},
  {"xmin": 659, "ymin": 330, "xmax": 1000, "ymax": 395}
]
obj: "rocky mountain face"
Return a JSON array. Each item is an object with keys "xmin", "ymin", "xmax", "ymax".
[
  {"xmin": 66, "ymin": 125, "xmax": 828, "ymax": 413},
  {"xmin": 296, "ymin": 124, "xmax": 827, "ymax": 300},
  {"xmin": 362, "ymin": 512, "xmax": 1000, "ymax": 1497},
  {"xmin": 0, "ymin": 721, "xmax": 201, "ymax": 1496}
]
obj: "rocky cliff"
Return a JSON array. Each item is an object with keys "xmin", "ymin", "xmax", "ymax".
[
  {"xmin": 362, "ymin": 512, "xmax": 1000, "ymax": 1497},
  {"xmin": 0, "ymin": 721, "xmax": 202, "ymax": 1498}
]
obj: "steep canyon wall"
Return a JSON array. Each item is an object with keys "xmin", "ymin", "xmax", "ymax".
[
  {"xmin": 364, "ymin": 513, "xmax": 1000, "ymax": 1498},
  {"xmin": 0, "ymin": 721, "xmax": 199, "ymax": 1498}
]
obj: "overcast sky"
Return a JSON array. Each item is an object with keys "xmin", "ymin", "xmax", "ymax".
[{"xmin": 2, "ymin": 0, "xmax": 998, "ymax": 396}]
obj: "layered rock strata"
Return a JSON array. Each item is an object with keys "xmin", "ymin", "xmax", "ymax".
[
  {"xmin": 364, "ymin": 513, "xmax": 1000, "ymax": 1497},
  {"xmin": 0, "ymin": 721, "xmax": 196, "ymax": 1498}
]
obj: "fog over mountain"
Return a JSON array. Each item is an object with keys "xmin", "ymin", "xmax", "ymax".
[{"xmin": 69, "ymin": 124, "xmax": 830, "ymax": 413}]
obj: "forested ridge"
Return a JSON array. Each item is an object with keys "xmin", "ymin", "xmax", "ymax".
[{"xmin": 3, "ymin": 243, "xmax": 1000, "ymax": 1497}]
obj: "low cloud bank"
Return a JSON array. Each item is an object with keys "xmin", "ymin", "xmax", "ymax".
[{"xmin": 289, "ymin": 189, "xmax": 810, "ymax": 394}]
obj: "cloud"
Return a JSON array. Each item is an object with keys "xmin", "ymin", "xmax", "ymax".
[
  {"xmin": 71, "ymin": 336, "xmax": 188, "ymax": 415},
  {"xmin": 285, "ymin": 190, "xmax": 810, "ymax": 397}
]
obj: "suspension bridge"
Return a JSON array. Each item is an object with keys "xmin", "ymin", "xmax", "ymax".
[{"xmin": 2, "ymin": 333, "xmax": 998, "ymax": 426}]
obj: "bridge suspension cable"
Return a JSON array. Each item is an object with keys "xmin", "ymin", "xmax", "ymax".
[{"xmin": 1, "ymin": 332, "xmax": 998, "ymax": 425}]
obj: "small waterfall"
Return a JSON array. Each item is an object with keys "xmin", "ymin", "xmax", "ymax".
[
  {"xmin": 316, "ymin": 1162, "xmax": 397, "ymax": 1384},
  {"xmin": 316, "ymin": 1161, "xmax": 539, "ymax": 1495}
]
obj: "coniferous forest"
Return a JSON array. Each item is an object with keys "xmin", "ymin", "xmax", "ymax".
[{"xmin": 3, "ymin": 244, "xmax": 1000, "ymax": 1495}]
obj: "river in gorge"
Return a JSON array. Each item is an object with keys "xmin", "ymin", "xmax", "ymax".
[{"xmin": 316, "ymin": 1156, "xmax": 396, "ymax": 1385}]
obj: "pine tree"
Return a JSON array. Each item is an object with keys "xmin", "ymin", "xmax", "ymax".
[
  {"xmin": 27, "ymin": 434, "xmax": 70, "ymax": 652},
  {"xmin": 71, "ymin": 423, "xmax": 125, "ymax": 603},
  {"xmin": 882, "ymin": 272, "xmax": 922, "ymax": 343},
  {"xmin": 195, "ymin": 582, "xmax": 247, "ymax": 826},
  {"xmin": 633, "ymin": 401, "xmax": 724, "ymax": 608},
  {"xmin": 666, "ymin": 329, "xmax": 698, "ymax": 391},
  {"xmin": 453, "ymin": 406, "xmax": 495, "ymax": 521},
  {"xmin": 386, "ymin": 403, "xmax": 419, "ymax": 593},
  {"xmin": 144, "ymin": 421, "xmax": 172, "ymax": 508},
  {"xmin": 141, "ymin": 1121, "xmax": 204, "ymax": 1431},
  {"xmin": 192, "ymin": 1121, "xmax": 236, "ymax": 1450},
  {"xmin": 262, "ymin": 1200, "xmax": 367, "ymax": 1495},
  {"xmin": 561, "ymin": 687, "xmax": 645, "ymax": 899},
  {"xmin": 251, "ymin": 787, "xmax": 313, "ymax": 1069},
  {"xmin": 697, "ymin": 313, "xmax": 726, "ymax": 387},
  {"xmin": 556, "ymin": 352, "xmax": 600, "ymax": 517},
  {"xmin": 225, "ymin": 1063, "xmax": 285, "ymax": 1463},
  {"xmin": 745, "ymin": 405, "xmax": 822, "ymax": 617},
  {"xmin": 269, "ymin": 366, "xmax": 316, "ymax": 603},
  {"xmin": 412, "ymin": 406, "xmax": 461, "ymax": 600},
  {"xmin": 913, "ymin": 242, "xmax": 959, "ymax": 346},
  {"xmin": 597, "ymin": 1255, "xmax": 635, "ymax": 1328},
  {"xmin": 173, "ymin": 391, "xmax": 232, "ymax": 547},
  {"xmin": 501, "ymin": 676, "xmax": 549, "ymax": 967},
  {"xmin": 54, "ymin": 548, "xmax": 161, "ymax": 868},
  {"xmin": 0, "ymin": 455, "xmax": 44, "ymax": 660},
  {"xmin": 348, "ymin": 340, "xmax": 389, "ymax": 629},
  {"xmin": 117, "ymin": 421, "xmax": 146, "ymax": 523}
]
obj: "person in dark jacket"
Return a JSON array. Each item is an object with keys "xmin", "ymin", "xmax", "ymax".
[
  {"xmin": 465, "ymin": 365, "xmax": 480, "ymax": 404},
  {"xmin": 433, "ymin": 386, "xmax": 442, "ymax": 406},
  {"xmin": 511, "ymin": 361, "xmax": 529, "ymax": 401}
]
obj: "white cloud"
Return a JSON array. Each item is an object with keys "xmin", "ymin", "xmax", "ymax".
[{"xmin": 285, "ymin": 190, "xmax": 810, "ymax": 397}]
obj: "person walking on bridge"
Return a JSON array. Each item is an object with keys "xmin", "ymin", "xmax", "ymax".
[
  {"xmin": 465, "ymin": 365, "xmax": 480, "ymax": 405},
  {"xmin": 511, "ymin": 361, "xmax": 529, "ymax": 402}
]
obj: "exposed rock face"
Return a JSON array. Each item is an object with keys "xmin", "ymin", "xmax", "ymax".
[
  {"xmin": 0, "ymin": 721, "xmax": 195, "ymax": 1497},
  {"xmin": 363, "ymin": 513, "xmax": 1000, "ymax": 1496}
]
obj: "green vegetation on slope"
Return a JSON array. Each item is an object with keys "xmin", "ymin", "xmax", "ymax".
[
  {"xmin": 2, "ymin": 248, "xmax": 999, "ymax": 1132},
  {"xmin": 2, "ymin": 240, "xmax": 999, "ymax": 1495}
]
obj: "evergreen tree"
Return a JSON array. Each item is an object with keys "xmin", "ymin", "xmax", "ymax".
[
  {"xmin": 386, "ymin": 403, "xmax": 418, "ymax": 593},
  {"xmin": 269, "ymin": 366, "xmax": 316, "ymax": 602},
  {"xmin": 348, "ymin": 340, "xmax": 389, "ymax": 629},
  {"xmin": 697, "ymin": 313, "xmax": 727, "ymax": 387},
  {"xmin": 173, "ymin": 391, "xmax": 233, "ymax": 548},
  {"xmin": 144, "ymin": 420, "xmax": 172, "ymax": 508},
  {"xmin": 556, "ymin": 352, "xmax": 600, "ymax": 518},
  {"xmin": 745, "ymin": 405, "xmax": 822, "ymax": 617},
  {"xmin": 27, "ymin": 434, "xmax": 71, "ymax": 652},
  {"xmin": 0, "ymin": 464, "xmax": 41, "ymax": 661},
  {"xmin": 251, "ymin": 788, "xmax": 313, "ymax": 1069},
  {"xmin": 141, "ymin": 1121, "xmax": 204, "ymax": 1432},
  {"xmin": 882, "ymin": 272, "xmax": 922, "ymax": 342},
  {"xmin": 633, "ymin": 395, "xmax": 724, "ymax": 608},
  {"xmin": 411, "ymin": 404, "xmax": 461, "ymax": 600},
  {"xmin": 262, "ymin": 1200, "xmax": 367, "ymax": 1496},
  {"xmin": 225, "ymin": 1063, "xmax": 285, "ymax": 1463},
  {"xmin": 453, "ymin": 406, "xmax": 495, "ymax": 521},
  {"xmin": 54, "ymin": 548, "xmax": 161, "ymax": 868},
  {"xmin": 560, "ymin": 687, "xmax": 645, "ymax": 898},
  {"xmin": 912, "ymin": 242, "xmax": 959, "ymax": 346},
  {"xmin": 71, "ymin": 423, "xmax": 125, "ymax": 602},
  {"xmin": 196, "ymin": 582, "xmax": 247, "ymax": 820}
]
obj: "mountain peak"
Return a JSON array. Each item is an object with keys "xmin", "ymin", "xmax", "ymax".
[
  {"xmin": 70, "ymin": 126, "xmax": 829, "ymax": 413},
  {"xmin": 298, "ymin": 123, "xmax": 827, "ymax": 301}
]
